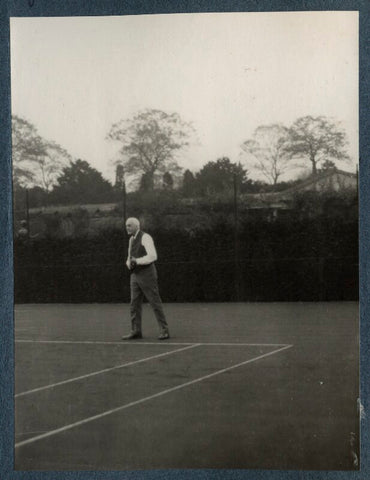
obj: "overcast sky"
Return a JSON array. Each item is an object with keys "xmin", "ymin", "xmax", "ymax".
[{"xmin": 10, "ymin": 11, "xmax": 358, "ymax": 183}]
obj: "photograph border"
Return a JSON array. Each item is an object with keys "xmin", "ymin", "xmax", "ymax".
[{"xmin": 1, "ymin": 1, "xmax": 369, "ymax": 479}]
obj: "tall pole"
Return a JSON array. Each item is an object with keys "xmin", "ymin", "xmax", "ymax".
[
  {"xmin": 121, "ymin": 175, "xmax": 129, "ymax": 300},
  {"xmin": 122, "ymin": 178, "xmax": 127, "ymax": 224},
  {"xmin": 233, "ymin": 173, "xmax": 239, "ymax": 301},
  {"xmin": 25, "ymin": 188, "xmax": 30, "ymax": 240}
]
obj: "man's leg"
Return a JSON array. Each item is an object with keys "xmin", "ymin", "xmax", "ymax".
[
  {"xmin": 139, "ymin": 276, "xmax": 169, "ymax": 337},
  {"xmin": 123, "ymin": 274, "xmax": 144, "ymax": 339}
]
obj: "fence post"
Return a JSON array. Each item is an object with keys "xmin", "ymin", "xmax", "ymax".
[
  {"xmin": 122, "ymin": 178, "xmax": 127, "ymax": 224},
  {"xmin": 25, "ymin": 189, "xmax": 30, "ymax": 240},
  {"xmin": 318, "ymin": 256, "xmax": 325, "ymax": 301},
  {"xmin": 233, "ymin": 174, "xmax": 240, "ymax": 301}
]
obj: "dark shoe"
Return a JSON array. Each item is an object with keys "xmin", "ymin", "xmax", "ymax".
[
  {"xmin": 158, "ymin": 332, "xmax": 170, "ymax": 340},
  {"xmin": 122, "ymin": 332, "xmax": 143, "ymax": 340}
]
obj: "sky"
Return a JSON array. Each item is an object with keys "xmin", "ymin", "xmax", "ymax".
[{"xmin": 10, "ymin": 11, "xmax": 358, "ymax": 184}]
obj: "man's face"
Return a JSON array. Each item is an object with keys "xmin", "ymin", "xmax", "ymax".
[{"xmin": 126, "ymin": 220, "xmax": 138, "ymax": 236}]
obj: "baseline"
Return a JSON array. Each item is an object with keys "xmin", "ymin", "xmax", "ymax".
[{"xmin": 15, "ymin": 339, "xmax": 289, "ymax": 347}]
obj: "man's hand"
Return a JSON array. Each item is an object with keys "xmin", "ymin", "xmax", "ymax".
[{"xmin": 130, "ymin": 257, "xmax": 137, "ymax": 269}]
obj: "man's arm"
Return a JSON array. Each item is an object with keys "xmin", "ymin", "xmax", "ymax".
[
  {"xmin": 126, "ymin": 236, "xmax": 133, "ymax": 269},
  {"xmin": 135, "ymin": 233, "xmax": 158, "ymax": 265}
]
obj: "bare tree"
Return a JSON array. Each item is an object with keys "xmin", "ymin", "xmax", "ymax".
[
  {"xmin": 12, "ymin": 115, "xmax": 71, "ymax": 191},
  {"xmin": 287, "ymin": 116, "xmax": 350, "ymax": 175},
  {"xmin": 107, "ymin": 109, "xmax": 195, "ymax": 190},
  {"xmin": 37, "ymin": 141, "xmax": 72, "ymax": 193},
  {"xmin": 12, "ymin": 115, "xmax": 39, "ymax": 187},
  {"xmin": 241, "ymin": 124, "xmax": 293, "ymax": 185}
]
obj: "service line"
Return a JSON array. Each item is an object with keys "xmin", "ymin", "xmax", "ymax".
[
  {"xmin": 15, "ymin": 344, "xmax": 293, "ymax": 448},
  {"xmin": 15, "ymin": 344, "xmax": 200, "ymax": 398}
]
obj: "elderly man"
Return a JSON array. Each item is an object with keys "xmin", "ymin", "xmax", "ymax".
[{"xmin": 122, "ymin": 217, "xmax": 170, "ymax": 340}]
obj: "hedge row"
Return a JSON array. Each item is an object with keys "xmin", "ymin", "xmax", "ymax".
[{"xmin": 14, "ymin": 217, "xmax": 358, "ymax": 303}]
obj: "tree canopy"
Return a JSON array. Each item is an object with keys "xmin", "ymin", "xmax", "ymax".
[
  {"xmin": 162, "ymin": 172, "xmax": 174, "ymax": 190},
  {"xmin": 50, "ymin": 159, "xmax": 114, "ymax": 204},
  {"xmin": 182, "ymin": 169, "xmax": 197, "ymax": 197},
  {"xmin": 196, "ymin": 157, "xmax": 249, "ymax": 196},
  {"xmin": 287, "ymin": 116, "xmax": 350, "ymax": 175},
  {"xmin": 107, "ymin": 109, "xmax": 195, "ymax": 189}
]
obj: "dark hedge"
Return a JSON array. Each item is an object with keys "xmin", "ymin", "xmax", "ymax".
[{"xmin": 14, "ymin": 215, "xmax": 358, "ymax": 303}]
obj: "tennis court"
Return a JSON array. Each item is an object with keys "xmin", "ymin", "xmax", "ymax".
[{"xmin": 14, "ymin": 302, "xmax": 359, "ymax": 471}]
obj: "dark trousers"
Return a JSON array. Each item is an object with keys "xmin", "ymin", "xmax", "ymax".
[{"xmin": 130, "ymin": 264, "xmax": 168, "ymax": 334}]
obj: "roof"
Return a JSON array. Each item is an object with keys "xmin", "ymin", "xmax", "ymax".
[
  {"xmin": 242, "ymin": 169, "xmax": 357, "ymax": 204},
  {"xmin": 278, "ymin": 169, "xmax": 357, "ymax": 196}
]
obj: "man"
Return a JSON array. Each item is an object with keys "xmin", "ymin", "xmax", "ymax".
[{"xmin": 122, "ymin": 217, "xmax": 170, "ymax": 340}]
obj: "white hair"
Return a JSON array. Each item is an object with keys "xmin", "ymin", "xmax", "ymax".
[{"xmin": 126, "ymin": 217, "xmax": 140, "ymax": 228}]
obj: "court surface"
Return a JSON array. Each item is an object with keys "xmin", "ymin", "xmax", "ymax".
[{"xmin": 14, "ymin": 302, "xmax": 359, "ymax": 471}]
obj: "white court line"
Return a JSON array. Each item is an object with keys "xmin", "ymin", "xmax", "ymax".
[
  {"xmin": 15, "ymin": 344, "xmax": 293, "ymax": 448},
  {"xmin": 15, "ymin": 344, "xmax": 200, "ymax": 398},
  {"xmin": 15, "ymin": 339, "xmax": 195, "ymax": 346},
  {"xmin": 15, "ymin": 339, "xmax": 289, "ymax": 347},
  {"xmin": 15, "ymin": 342, "xmax": 288, "ymax": 397}
]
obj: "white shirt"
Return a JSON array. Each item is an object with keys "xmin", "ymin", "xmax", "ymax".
[{"xmin": 126, "ymin": 230, "xmax": 158, "ymax": 269}]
